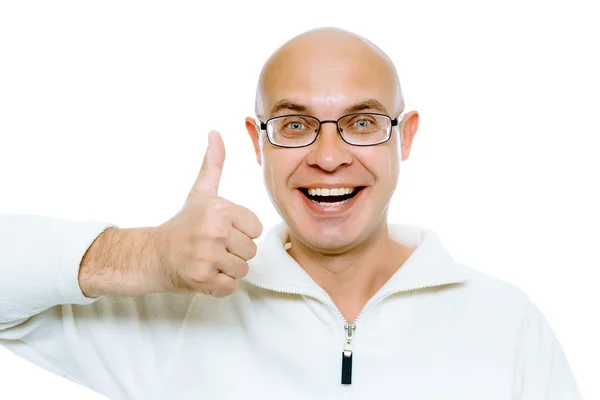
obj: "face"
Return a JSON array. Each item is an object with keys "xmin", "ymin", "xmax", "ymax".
[{"xmin": 246, "ymin": 37, "xmax": 419, "ymax": 254}]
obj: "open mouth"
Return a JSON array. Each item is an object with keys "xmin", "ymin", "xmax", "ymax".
[{"xmin": 298, "ymin": 186, "xmax": 365, "ymax": 206}]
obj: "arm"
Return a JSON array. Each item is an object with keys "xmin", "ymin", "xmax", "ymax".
[
  {"xmin": 0, "ymin": 214, "xmax": 195, "ymax": 399},
  {"xmin": 512, "ymin": 300, "xmax": 583, "ymax": 399},
  {"xmin": 78, "ymin": 226, "xmax": 165, "ymax": 298},
  {"xmin": 78, "ymin": 130, "xmax": 261, "ymax": 300},
  {"xmin": 1, "ymin": 132, "xmax": 261, "ymax": 329},
  {"xmin": 0, "ymin": 131, "xmax": 262, "ymax": 398}
]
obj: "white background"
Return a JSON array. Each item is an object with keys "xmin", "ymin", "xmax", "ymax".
[{"xmin": 0, "ymin": 0, "xmax": 598, "ymax": 398}]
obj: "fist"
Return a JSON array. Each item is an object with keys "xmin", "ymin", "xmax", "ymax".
[{"xmin": 155, "ymin": 131, "xmax": 263, "ymax": 297}]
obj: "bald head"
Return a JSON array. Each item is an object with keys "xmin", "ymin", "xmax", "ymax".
[
  {"xmin": 255, "ymin": 27, "xmax": 404, "ymax": 118},
  {"xmin": 244, "ymin": 28, "xmax": 420, "ymax": 255}
]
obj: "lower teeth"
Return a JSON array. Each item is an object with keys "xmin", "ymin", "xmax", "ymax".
[{"xmin": 310, "ymin": 198, "xmax": 350, "ymax": 207}]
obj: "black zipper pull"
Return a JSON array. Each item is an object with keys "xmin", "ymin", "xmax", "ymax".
[{"xmin": 341, "ymin": 322, "xmax": 356, "ymax": 385}]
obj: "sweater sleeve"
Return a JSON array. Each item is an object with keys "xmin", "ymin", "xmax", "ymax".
[
  {"xmin": 0, "ymin": 214, "xmax": 111, "ymax": 328},
  {"xmin": 0, "ymin": 214, "xmax": 194, "ymax": 399},
  {"xmin": 512, "ymin": 299, "xmax": 583, "ymax": 399}
]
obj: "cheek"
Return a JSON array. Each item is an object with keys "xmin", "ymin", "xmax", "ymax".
[
  {"xmin": 387, "ymin": 151, "xmax": 400, "ymax": 180},
  {"xmin": 262, "ymin": 149, "xmax": 305, "ymax": 198},
  {"xmin": 357, "ymin": 147, "xmax": 400, "ymax": 185},
  {"xmin": 379, "ymin": 159, "xmax": 399, "ymax": 189},
  {"xmin": 260, "ymin": 140, "xmax": 279, "ymax": 195},
  {"xmin": 262, "ymin": 158, "xmax": 278, "ymax": 199}
]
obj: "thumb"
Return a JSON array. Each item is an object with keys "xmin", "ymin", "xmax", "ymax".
[{"xmin": 191, "ymin": 130, "xmax": 226, "ymax": 196}]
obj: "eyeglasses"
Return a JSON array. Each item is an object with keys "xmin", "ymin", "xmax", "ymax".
[{"xmin": 258, "ymin": 112, "xmax": 402, "ymax": 148}]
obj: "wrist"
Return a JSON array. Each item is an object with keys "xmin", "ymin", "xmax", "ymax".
[{"xmin": 79, "ymin": 226, "xmax": 165, "ymax": 297}]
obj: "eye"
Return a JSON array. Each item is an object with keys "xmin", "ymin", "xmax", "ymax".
[
  {"xmin": 354, "ymin": 119, "xmax": 371, "ymax": 128},
  {"xmin": 287, "ymin": 121, "xmax": 305, "ymax": 130}
]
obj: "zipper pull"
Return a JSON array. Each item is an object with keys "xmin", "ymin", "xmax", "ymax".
[{"xmin": 341, "ymin": 322, "xmax": 356, "ymax": 385}]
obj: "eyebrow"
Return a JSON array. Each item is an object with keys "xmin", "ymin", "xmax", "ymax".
[
  {"xmin": 270, "ymin": 99, "xmax": 310, "ymax": 116},
  {"xmin": 268, "ymin": 98, "xmax": 388, "ymax": 117},
  {"xmin": 343, "ymin": 99, "xmax": 388, "ymax": 115}
]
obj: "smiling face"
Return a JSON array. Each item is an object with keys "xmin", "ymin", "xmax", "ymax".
[{"xmin": 246, "ymin": 29, "xmax": 419, "ymax": 255}]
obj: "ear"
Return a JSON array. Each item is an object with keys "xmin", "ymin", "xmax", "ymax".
[
  {"xmin": 399, "ymin": 111, "xmax": 419, "ymax": 161},
  {"xmin": 245, "ymin": 116, "xmax": 262, "ymax": 166}
]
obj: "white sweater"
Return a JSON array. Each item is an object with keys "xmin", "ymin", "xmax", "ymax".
[{"xmin": 0, "ymin": 215, "xmax": 582, "ymax": 399}]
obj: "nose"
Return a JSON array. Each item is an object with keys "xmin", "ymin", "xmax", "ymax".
[{"xmin": 306, "ymin": 121, "xmax": 353, "ymax": 172}]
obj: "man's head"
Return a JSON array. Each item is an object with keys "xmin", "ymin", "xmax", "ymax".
[{"xmin": 245, "ymin": 27, "xmax": 419, "ymax": 254}]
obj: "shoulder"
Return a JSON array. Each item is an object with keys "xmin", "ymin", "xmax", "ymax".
[{"xmin": 450, "ymin": 262, "xmax": 533, "ymax": 319}]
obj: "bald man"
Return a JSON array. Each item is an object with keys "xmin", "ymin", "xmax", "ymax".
[{"xmin": 0, "ymin": 28, "xmax": 582, "ymax": 399}]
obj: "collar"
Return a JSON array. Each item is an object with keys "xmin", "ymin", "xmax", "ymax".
[{"xmin": 243, "ymin": 222, "xmax": 473, "ymax": 299}]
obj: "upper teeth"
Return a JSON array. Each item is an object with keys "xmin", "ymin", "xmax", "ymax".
[{"xmin": 307, "ymin": 187, "xmax": 356, "ymax": 196}]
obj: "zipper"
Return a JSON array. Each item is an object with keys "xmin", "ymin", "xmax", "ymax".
[
  {"xmin": 245, "ymin": 279, "xmax": 465, "ymax": 385},
  {"xmin": 341, "ymin": 322, "xmax": 356, "ymax": 384}
]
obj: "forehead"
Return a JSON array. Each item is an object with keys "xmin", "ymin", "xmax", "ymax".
[{"xmin": 259, "ymin": 45, "xmax": 400, "ymax": 118}]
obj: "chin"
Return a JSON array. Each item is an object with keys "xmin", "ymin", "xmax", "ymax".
[
  {"xmin": 298, "ymin": 232, "xmax": 356, "ymax": 254},
  {"xmin": 288, "ymin": 216, "xmax": 371, "ymax": 255}
]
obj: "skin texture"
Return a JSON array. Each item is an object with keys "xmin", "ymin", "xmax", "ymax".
[{"xmin": 245, "ymin": 28, "xmax": 420, "ymax": 321}]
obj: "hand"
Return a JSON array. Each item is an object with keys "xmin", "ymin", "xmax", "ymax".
[{"xmin": 155, "ymin": 130, "xmax": 263, "ymax": 297}]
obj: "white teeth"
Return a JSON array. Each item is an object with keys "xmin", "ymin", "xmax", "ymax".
[
  {"xmin": 310, "ymin": 199, "xmax": 350, "ymax": 207},
  {"xmin": 307, "ymin": 187, "xmax": 355, "ymax": 196}
]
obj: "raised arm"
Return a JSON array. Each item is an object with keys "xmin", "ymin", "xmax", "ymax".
[
  {"xmin": 0, "ymin": 131, "xmax": 262, "ymax": 398},
  {"xmin": 77, "ymin": 130, "xmax": 262, "ymax": 299}
]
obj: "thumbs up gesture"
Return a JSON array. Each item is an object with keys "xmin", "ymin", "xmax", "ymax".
[{"xmin": 155, "ymin": 131, "xmax": 263, "ymax": 297}]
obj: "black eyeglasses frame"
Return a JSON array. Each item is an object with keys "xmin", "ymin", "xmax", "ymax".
[{"xmin": 258, "ymin": 112, "xmax": 401, "ymax": 148}]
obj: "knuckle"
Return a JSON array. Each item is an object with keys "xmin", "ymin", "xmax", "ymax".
[
  {"xmin": 202, "ymin": 224, "xmax": 228, "ymax": 241},
  {"xmin": 209, "ymin": 198, "xmax": 231, "ymax": 214},
  {"xmin": 187, "ymin": 247, "xmax": 212, "ymax": 268},
  {"xmin": 189, "ymin": 268, "xmax": 214, "ymax": 286},
  {"xmin": 189, "ymin": 248, "xmax": 210, "ymax": 265}
]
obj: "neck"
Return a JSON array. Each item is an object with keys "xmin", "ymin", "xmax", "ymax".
[{"xmin": 287, "ymin": 223, "xmax": 413, "ymax": 321}]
